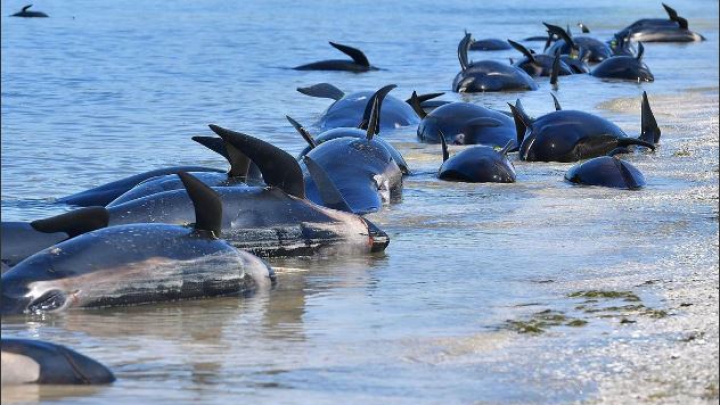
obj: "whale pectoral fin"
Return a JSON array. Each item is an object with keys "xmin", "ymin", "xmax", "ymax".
[
  {"xmin": 613, "ymin": 157, "xmax": 644, "ymax": 190},
  {"xmin": 208, "ymin": 124, "xmax": 306, "ymax": 199},
  {"xmin": 608, "ymin": 147, "xmax": 631, "ymax": 157},
  {"xmin": 329, "ymin": 42, "xmax": 370, "ymax": 67},
  {"xmin": 303, "ymin": 156, "xmax": 354, "ymax": 213},
  {"xmin": 636, "ymin": 42, "xmax": 645, "ymax": 61},
  {"xmin": 360, "ymin": 84, "xmax": 397, "ymax": 135},
  {"xmin": 286, "ymin": 115, "xmax": 318, "ymax": 149},
  {"xmin": 407, "ymin": 91, "xmax": 427, "ymax": 119},
  {"xmin": 618, "ymin": 137, "xmax": 655, "ymax": 151},
  {"xmin": 296, "ymin": 83, "xmax": 345, "ymax": 101},
  {"xmin": 499, "ymin": 140, "xmax": 515, "ymax": 156},
  {"xmin": 551, "ymin": 93, "xmax": 562, "ymax": 111},
  {"xmin": 508, "ymin": 39, "xmax": 535, "ymax": 63},
  {"xmin": 640, "ymin": 91, "xmax": 661, "ymax": 144},
  {"xmin": 30, "ymin": 206, "xmax": 109, "ymax": 238},
  {"xmin": 177, "ymin": 172, "xmax": 223, "ymax": 238}
]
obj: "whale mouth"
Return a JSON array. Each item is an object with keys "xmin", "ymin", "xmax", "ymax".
[{"xmin": 362, "ymin": 218, "xmax": 389, "ymax": 252}]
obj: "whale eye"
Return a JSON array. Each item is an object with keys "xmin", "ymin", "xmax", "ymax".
[{"xmin": 27, "ymin": 290, "xmax": 67, "ymax": 314}]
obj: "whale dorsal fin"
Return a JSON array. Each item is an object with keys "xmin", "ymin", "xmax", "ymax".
[
  {"xmin": 640, "ymin": 91, "xmax": 661, "ymax": 144},
  {"xmin": 636, "ymin": 42, "xmax": 645, "ymax": 60},
  {"xmin": 406, "ymin": 92, "xmax": 444, "ymax": 105},
  {"xmin": 661, "ymin": 3, "xmax": 688, "ymax": 29},
  {"xmin": 303, "ymin": 156, "xmax": 353, "ymax": 213},
  {"xmin": 611, "ymin": 157, "xmax": 643, "ymax": 190},
  {"xmin": 508, "ymin": 100, "xmax": 532, "ymax": 146},
  {"xmin": 407, "ymin": 91, "xmax": 428, "ymax": 119},
  {"xmin": 329, "ymin": 42, "xmax": 370, "ymax": 67},
  {"xmin": 296, "ymin": 83, "xmax": 345, "ymax": 101},
  {"xmin": 543, "ymin": 22, "xmax": 576, "ymax": 52},
  {"xmin": 359, "ymin": 84, "xmax": 397, "ymax": 134},
  {"xmin": 22, "ymin": 4, "xmax": 33, "ymax": 12},
  {"xmin": 499, "ymin": 140, "xmax": 515, "ymax": 157},
  {"xmin": 550, "ymin": 54, "xmax": 561, "ymax": 89},
  {"xmin": 286, "ymin": 116, "xmax": 318, "ymax": 149},
  {"xmin": 578, "ymin": 23, "xmax": 590, "ymax": 34},
  {"xmin": 178, "ymin": 172, "xmax": 222, "ymax": 238},
  {"xmin": 551, "ymin": 94, "xmax": 562, "ymax": 111},
  {"xmin": 191, "ymin": 136, "xmax": 251, "ymax": 178},
  {"xmin": 458, "ymin": 32, "xmax": 472, "ymax": 71},
  {"xmin": 208, "ymin": 124, "xmax": 305, "ymax": 199},
  {"xmin": 508, "ymin": 39, "xmax": 536, "ymax": 63},
  {"xmin": 438, "ymin": 130, "xmax": 450, "ymax": 162},
  {"xmin": 30, "ymin": 206, "xmax": 109, "ymax": 237}
]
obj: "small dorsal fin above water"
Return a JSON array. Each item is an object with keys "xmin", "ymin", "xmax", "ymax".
[
  {"xmin": 303, "ymin": 156, "xmax": 353, "ymax": 213},
  {"xmin": 296, "ymin": 83, "xmax": 345, "ymax": 101},
  {"xmin": 407, "ymin": 91, "xmax": 428, "ymax": 119},
  {"xmin": 30, "ymin": 206, "xmax": 109, "ymax": 237},
  {"xmin": 438, "ymin": 130, "xmax": 450, "ymax": 162},
  {"xmin": 329, "ymin": 42, "xmax": 370, "ymax": 67},
  {"xmin": 611, "ymin": 158, "xmax": 644, "ymax": 190},
  {"xmin": 550, "ymin": 54, "xmax": 561, "ymax": 89},
  {"xmin": 499, "ymin": 140, "xmax": 515, "ymax": 157},
  {"xmin": 359, "ymin": 84, "xmax": 397, "ymax": 134},
  {"xmin": 551, "ymin": 93, "xmax": 562, "ymax": 111},
  {"xmin": 578, "ymin": 23, "xmax": 590, "ymax": 34},
  {"xmin": 178, "ymin": 172, "xmax": 223, "ymax": 238},
  {"xmin": 208, "ymin": 124, "xmax": 305, "ymax": 199},
  {"xmin": 640, "ymin": 91, "xmax": 661, "ymax": 144},
  {"xmin": 285, "ymin": 115, "xmax": 318, "ymax": 149},
  {"xmin": 458, "ymin": 32, "xmax": 472, "ymax": 71},
  {"xmin": 508, "ymin": 39, "xmax": 536, "ymax": 63},
  {"xmin": 191, "ymin": 136, "xmax": 251, "ymax": 179},
  {"xmin": 22, "ymin": 4, "xmax": 32, "ymax": 12}
]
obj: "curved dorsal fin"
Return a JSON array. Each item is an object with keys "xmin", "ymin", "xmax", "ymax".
[
  {"xmin": 499, "ymin": 140, "xmax": 515, "ymax": 156},
  {"xmin": 543, "ymin": 22, "xmax": 576, "ymax": 51},
  {"xmin": 636, "ymin": 42, "xmax": 645, "ymax": 60},
  {"xmin": 208, "ymin": 124, "xmax": 305, "ymax": 199},
  {"xmin": 507, "ymin": 39, "xmax": 536, "ymax": 63},
  {"xmin": 329, "ymin": 42, "xmax": 370, "ymax": 67},
  {"xmin": 551, "ymin": 93, "xmax": 562, "ymax": 111},
  {"xmin": 438, "ymin": 130, "xmax": 450, "ymax": 162},
  {"xmin": 22, "ymin": 4, "xmax": 33, "ymax": 12},
  {"xmin": 640, "ymin": 91, "xmax": 661, "ymax": 144},
  {"xmin": 407, "ymin": 91, "xmax": 428, "ymax": 119},
  {"xmin": 359, "ymin": 84, "xmax": 397, "ymax": 134},
  {"xmin": 662, "ymin": 3, "xmax": 679, "ymax": 21},
  {"xmin": 612, "ymin": 157, "xmax": 643, "ymax": 190},
  {"xmin": 508, "ymin": 100, "xmax": 532, "ymax": 146},
  {"xmin": 303, "ymin": 156, "xmax": 353, "ymax": 213},
  {"xmin": 406, "ymin": 92, "xmax": 444, "ymax": 105},
  {"xmin": 178, "ymin": 172, "xmax": 222, "ymax": 238},
  {"xmin": 578, "ymin": 23, "xmax": 590, "ymax": 34},
  {"xmin": 458, "ymin": 32, "xmax": 472, "ymax": 71},
  {"xmin": 550, "ymin": 53, "xmax": 561, "ymax": 90},
  {"xmin": 191, "ymin": 136, "xmax": 251, "ymax": 178},
  {"xmin": 30, "ymin": 206, "xmax": 109, "ymax": 237},
  {"xmin": 296, "ymin": 83, "xmax": 345, "ymax": 101},
  {"xmin": 285, "ymin": 116, "xmax": 318, "ymax": 149}
]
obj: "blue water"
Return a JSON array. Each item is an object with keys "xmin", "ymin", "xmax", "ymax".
[{"xmin": 1, "ymin": 0, "xmax": 718, "ymax": 404}]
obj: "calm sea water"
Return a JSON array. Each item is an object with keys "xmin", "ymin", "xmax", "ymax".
[{"xmin": 1, "ymin": 0, "xmax": 718, "ymax": 404}]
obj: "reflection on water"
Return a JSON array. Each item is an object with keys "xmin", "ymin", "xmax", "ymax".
[{"xmin": 2, "ymin": 0, "xmax": 718, "ymax": 403}]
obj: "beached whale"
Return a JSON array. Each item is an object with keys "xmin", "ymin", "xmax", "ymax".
[
  {"xmin": 543, "ymin": 23, "xmax": 613, "ymax": 63},
  {"xmin": 591, "ymin": 42, "xmax": 654, "ymax": 82},
  {"xmin": 438, "ymin": 134, "xmax": 516, "ymax": 183},
  {"xmin": 565, "ymin": 149, "xmax": 646, "ymax": 190},
  {"xmin": 616, "ymin": 3, "xmax": 705, "ymax": 42},
  {"xmin": 509, "ymin": 92, "xmax": 660, "ymax": 162},
  {"xmin": 1, "ymin": 173, "xmax": 275, "ymax": 315},
  {"xmin": 1, "ymin": 339, "xmax": 114, "ymax": 385},
  {"xmin": 294, "ymin": 42, "xmax": 379, "ymax": 72},
  {"xmin": 453, "ymin": 33, "xmax": 538, "ymax": 93}
]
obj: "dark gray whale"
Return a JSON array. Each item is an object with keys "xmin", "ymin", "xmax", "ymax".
[{"xmin": 294, "ymin": 42, "xmax": 379, "ymax": 72}]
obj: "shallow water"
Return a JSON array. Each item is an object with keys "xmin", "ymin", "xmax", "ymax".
[{"xmin": 1, "ymin": 0, "xmax": 718, "ymax": 404}]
